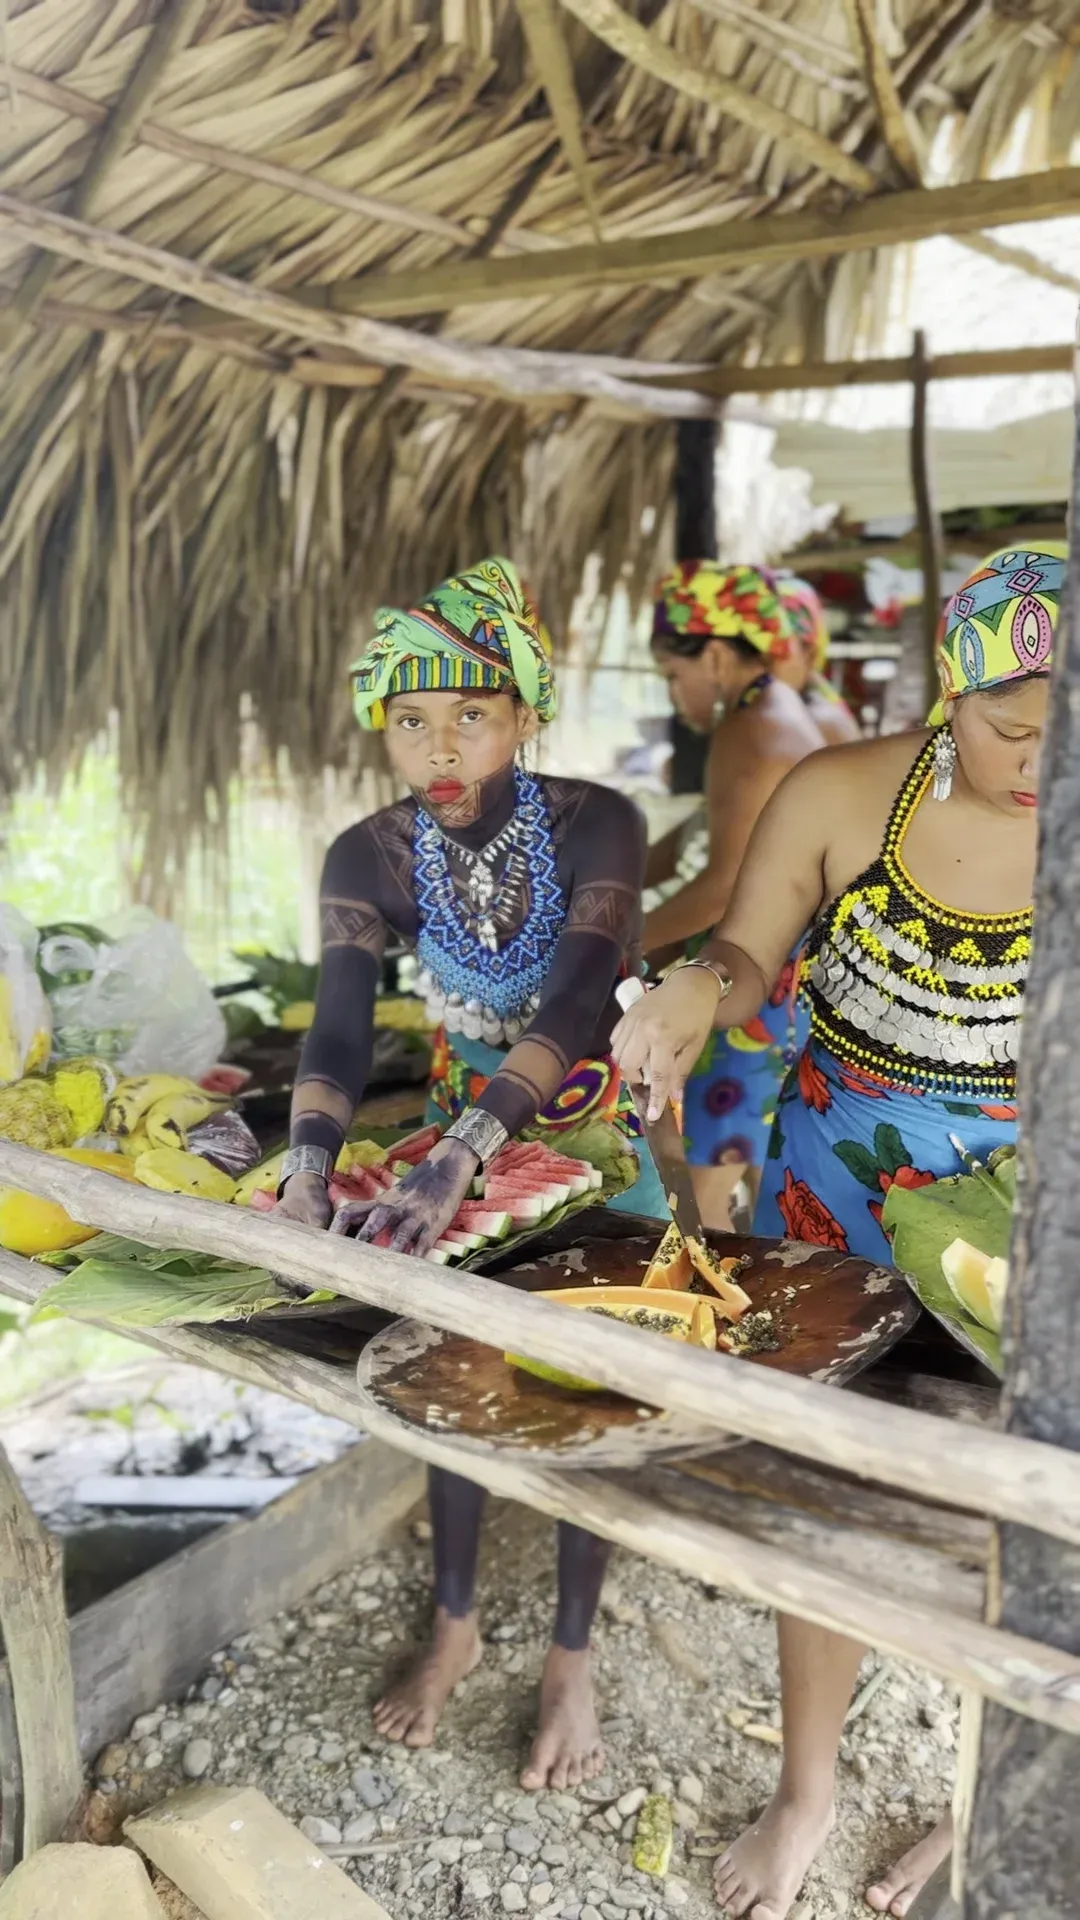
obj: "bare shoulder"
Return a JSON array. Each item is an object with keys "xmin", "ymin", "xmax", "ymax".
[
  {"xmin": 324, "ymin": 801, "xmax": 415, "ymax": 885},
  {"xmin": 778, "ymin": 728, "xmax": 928, "ymax": 802},
  {"xmin": 542, "ymin": 776, "xmax": 645, "ymax": 840}
]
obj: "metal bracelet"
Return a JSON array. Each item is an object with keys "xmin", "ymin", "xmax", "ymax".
[
  {"xmin": 277, "ymin": 1145, "xmax": 334, "ymax": 1196},
  {"xmin": 444, "ymin": 1107, "xmax": 510, "ymax": 1167},
  {"xmin": 678, "ymin": 955, "xmax": 734, "ymax": 1001}
]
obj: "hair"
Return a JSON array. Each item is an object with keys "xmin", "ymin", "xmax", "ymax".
[
  {"xmin": 651, "ymin": 627, "xmax": 762, "ymax": 664},
  {"xmin": 981, "ymin": 673, "xmax": 1051, "ymax": 701}
]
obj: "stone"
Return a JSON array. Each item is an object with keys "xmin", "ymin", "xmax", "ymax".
[
  {"xmin": 427, "ymin": 1836, "xmax": 464, "ymax": 1866},
  {"xmin": 528, "ymin": 1887, "xmax": 554, "ymax": 1908},
  {"xmin": 662, "ymin": 1881, "xmax": 689, "ymax": 1908},
  {"xmin": 96, "ymin": 1743, "xmax": 129, "ymax": 1779},
  {"xmin": 144, "ymin": 1750, "xmax": 164, "ymax": 1772},
  {"xmin": 482, "ymin": 1831, "xmax": 508, "ymax": 1851},
  {"xmin": 444, "ymin": 1810, "xmax": 475, "ymax": 1835},
  {"xmin": 343, "ymin": 1813, "xmax": 379, "ymax": 1845},
  {"xmin": 507, "ymin": 1827, "xmax": 544, "ymax": 1857},
  {"xmin": 672, "ymin": 1802, "xmax": 696, "ymax": 1830},
  {"xmin": 676, "ymin": 1775, "xmax": 703, "ymax": 1808},
  {"xmin": 159, "ymin": 1719, "xmax": 185, "ymax": 1747},
  {"xmin": 542, "ymin": 1844, "xmax": 570, "ymax": 1868},
  {"xmin": 609, "ymin": 1892, "xmax": 648, "ymax": 1911},
  {"xmin": 581, "ymin": 1909, "xmax": 603, "ymax": 1920},
  {"xmin": 0, "ymin": 1843, "xmax": 166, "ymax": 1920},
  {"xmin": 131, "ymin": 1710, "xmax": 166, "ymax": 1740},
  {"xmin": 181, "ymin": 1739, "xmax": 214, "ymax": 1781},
  {"xmin": 319, "ymin": 1740, "xmax": 346, "ymax": 1765},
  {"xmin": 353, "ymin": 1769, "xmax": 393, "ymax": 1809},
  {"xmin": 603, "ymin": 1806, "xmax": 623, "ymax": 1831},
  {"xmin": 127, "ymin": 1787, "xmax": 390, "ymax": 1918},
  {"xmin": 299, "ymin": 1816, "xmax": 343, "ymax": 1845},
  {"xmin": 501, "ymin": 1888, "xmax": 528, "ymax": 1914}
]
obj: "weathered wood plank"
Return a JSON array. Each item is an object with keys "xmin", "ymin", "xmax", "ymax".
[
  {"xmin": 0, "ymin": 1445, "xmax": 82, "ymax": 1863},
  {"xmin": 0, "ymin": 1155, "xmax": 1079, "ymax": 1548},
  {"xmin": 324, "ymin": 168, "xmax": 1080, "ymax": 315},
  {"xmin": 656, "ymin": 343, "xmax": 1073, "ymax": 396},
  {"xmin": 962, "ymin": 344, "xmax": 1080, "ymax": 1917}
]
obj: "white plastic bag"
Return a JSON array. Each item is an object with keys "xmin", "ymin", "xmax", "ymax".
[
  {"xmin": 0, "ymin": 904, "xmax": 51, "ymax": 1082},
  {"xmin": 47, "ymin": 909, "xmax": 225, "ymax": 1080}
]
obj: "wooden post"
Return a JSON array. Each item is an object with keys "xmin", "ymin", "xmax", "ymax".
[
  {"xmin": 669, "ymin": 417, "xmax": 718, "ymax": 795},
  {"xmin": 961, "ymin": 328, "xmax": 1080, "ymax": 1916},
  {"xmin": 909, "ymin": 328, "xmax": 945, "ymax": 710},
  {"xmin": 0, "ymin": 1444, "xmax": 83, "ymax": 1865}
]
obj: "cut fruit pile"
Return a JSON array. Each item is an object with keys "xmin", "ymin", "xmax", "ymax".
[
  {"xmin": 941, "ymin": 1236, "xmax": 1008, "ymax": 1333},
  {"xmin": 506, "ymin": 1287, "xmax": 722, "ymax": 1392},
  {"xmin": 427, "ymin": 1138, "xmax": 603, "ymax": 1263}
]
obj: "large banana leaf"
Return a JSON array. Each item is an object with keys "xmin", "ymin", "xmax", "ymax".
[
  {"xmin": 33, "ymin": 1236, "xmax": 333, "ymax": 1327},
  {"xmin": 882, "ymin": 1145, "xmax": 1013, "ymax": 1377}
]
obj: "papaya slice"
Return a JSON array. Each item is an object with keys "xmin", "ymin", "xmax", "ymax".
[
  {"xmin": 505, "ymin": 1286, "xmax": 722, "ymax": 1392},
  {"xmin": 941, "ymin": 1236, "xmax": 1008, "ymax": 1333},
  {"xmin": 642, "ymin": 1220, "xmax": 693, "ymax": 1292},
  {"xmin": 687, "ymin": 1236, "xmax": 753, "ymax": 1320}
]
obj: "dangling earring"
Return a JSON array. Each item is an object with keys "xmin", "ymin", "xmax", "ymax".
[
  {"xmin": 711, "ymin": 693, "xmax": 727, "ymax": 727},
  {"xmin": 932, "ymin": 726, "xmax": 957, "ymax": 803}
]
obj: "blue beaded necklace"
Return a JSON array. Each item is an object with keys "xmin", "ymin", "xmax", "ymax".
[{"xmin": 414, "ymin": 769, "xmax": 565, "ymax": 1030}]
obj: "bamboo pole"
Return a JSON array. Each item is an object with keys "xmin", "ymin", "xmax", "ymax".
[
  {"xmin": 0, "ymin": 191, "xmax": 717, "ymax": 420},
  {"xmin": 839, "ymin": 0, "xmax": 921, "ymax": 183},
  {"xmin": 909, "ymin": 329, "xmax": 945, "ymax": 709},
  {"xmin": 5, "ymin": 1143, "xmax": 1080, "ymax": 1547},
  {"xmin": 324, "ymin": 166, "xmax": 1080, "ymax": 315},
  {"xmin": 650, "ymin": 342, "xmax": 1073, "ymax": 395}
]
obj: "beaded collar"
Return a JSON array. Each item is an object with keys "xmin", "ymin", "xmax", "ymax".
[
  {"xmin": 803, "ymin": 733, "xmax": 1033, "ymax": 1098},
  {"xmin": 413, "ymin": 768, "xmax": 566, "ymax": 1044}
]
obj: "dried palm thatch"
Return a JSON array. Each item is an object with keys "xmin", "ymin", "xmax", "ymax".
[{"xmin": 0, "ymin": 0, "xmax": 1074, "ymax": 878}]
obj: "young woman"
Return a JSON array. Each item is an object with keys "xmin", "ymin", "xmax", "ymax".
[
  {"xmin": 641, "ymin": 562, "xmax": 825, "ymax": 1220},
  {"xmin": 770, "ymin": 572, "xmax": 861, "ymax": 748},
  {"xmin": 276, "ymin": 556, "xmax": 664, "ymax": 1791},
  {"xmin": 612, "ymin": 542, "xmax": 1063, "ymax": 1917}
]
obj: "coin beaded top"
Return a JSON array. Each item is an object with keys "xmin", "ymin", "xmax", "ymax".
[{"xmin": 802, "ymin": 732, "xmax": 1032, "ymax": 1098}]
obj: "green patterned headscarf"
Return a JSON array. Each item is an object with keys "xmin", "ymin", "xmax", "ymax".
[{"xmin": 351, "ymin": 556, "xmax": 556, "ymax": 731}]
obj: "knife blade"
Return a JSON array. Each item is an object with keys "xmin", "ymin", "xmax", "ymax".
[{"xmin": 615, "ymin": 977, "xmax": 704, "ymax": 1243}]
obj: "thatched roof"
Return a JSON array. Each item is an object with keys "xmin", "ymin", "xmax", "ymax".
[{"xmin": 0, "ymin": 0, "xmax": 1075, "ymax": 869}]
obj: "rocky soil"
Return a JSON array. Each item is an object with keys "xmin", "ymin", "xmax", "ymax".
[{"xmin": 91, "ymin": 1498, "xmax": 958, "ymax": 1920}]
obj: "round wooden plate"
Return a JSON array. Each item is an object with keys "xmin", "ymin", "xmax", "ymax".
[{"xmin": 354, "ymin": 1229, "xmax": 918, "ymax": 1470}]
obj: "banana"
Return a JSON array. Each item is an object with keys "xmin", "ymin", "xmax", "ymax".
[
  {"xmin": 143, "ymin": 1089, "xmax": 231, "ymax": 1151},
  {"xmin": 104, "ymin": 1074, "xmax": 206, "ymax": 1139}
]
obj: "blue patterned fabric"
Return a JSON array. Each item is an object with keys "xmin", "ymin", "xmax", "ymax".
[
  {"xmin": 682, "ymin": 949, "xmax": 807, "ymax": 1169},
  {"xmin": 413, "ymin": 769, "xmax": 565, "ymax": 1018}
]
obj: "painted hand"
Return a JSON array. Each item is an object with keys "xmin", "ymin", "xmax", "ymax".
[
  {"xmin": 274, "ymin": 1171, "xmax": 333, "ymax": 1229},
  {"xmin": 333, "ymin": 1137, "xmax": 480, "ymax": 1256},
  {"xmin": 610, "ymin": 968, "xmax": 722, "ymax": 1118}
]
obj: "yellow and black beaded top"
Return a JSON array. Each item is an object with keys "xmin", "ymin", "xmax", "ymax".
[{"xmin": 803, "ymin": 732, "xmax": 1031, "ymax": 1098}]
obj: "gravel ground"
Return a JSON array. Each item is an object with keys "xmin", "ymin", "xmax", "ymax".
[{"xmin": 91, "ymin": 1499, "xmax": 958, "ymax": 1920}]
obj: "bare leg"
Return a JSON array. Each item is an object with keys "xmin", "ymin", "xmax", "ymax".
[
  {"xmin": 373, "ymin": 1468, "xmax": 484, "ymax": 1747},
  {"xmin": 865, "ymin": 1812, "xmax": 954, "ymax": 1916},
  {"xmin": 714, "ymin": 1616, "xmax": 866, "ymax": 1918},
  {"xmin": 522, "ymin": 1523, "xmax": 610, "ymax": 1791},
  {"xmin": 691, "ymin": 1162, "xmax": 747, "ymax": 1232}
]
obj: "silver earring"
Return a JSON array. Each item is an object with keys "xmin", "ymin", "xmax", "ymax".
[
  {"xmin": 932, "ymin": 726, "xmax": 957, "ymax": 802},
  {"xmin": 712, "ymin": 693, "xmax": 728, "ymax": 727}
]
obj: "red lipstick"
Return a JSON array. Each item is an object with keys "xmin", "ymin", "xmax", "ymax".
[
  {"xmin": 427, "ymin": 779, "xmax": 465, "ymax": 805},
  {"xmin": 1011, "ymin": 791, "xmax": 1038, "ymax": 808}
]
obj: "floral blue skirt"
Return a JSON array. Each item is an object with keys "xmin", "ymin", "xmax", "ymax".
[
  {"xmin": 753, "ymin": 1038, "xmax": 1019, "ymax": 1261},
  {"xmin": 683, "ymin": 950, "xmax": 807, "ymax": 1169}
]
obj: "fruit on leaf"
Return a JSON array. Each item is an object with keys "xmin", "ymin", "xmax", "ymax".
[
  {"xmin": 0, "ymin": 1077, "xmax": 77, "ymax": 1151},
  {"xmin": 143, "ymin": 1088, "xmax": 231, "ymax": 1151},
  {"xmin": 105, "ymin": 1074, "xmax": 202, "ymax": 1140},
  {"xmin": 133, "ymin": 1148, "xmax": 236, "ymax": 1202},
  {"xmin": 505, "ymin": 1286, "xmax": 722, "ymax": 1392},
  {"xmin": 633, "ymin": 1795, "xmax": 674, "ymax": 1877},
  {"xmin": 0, "ymin": 1148, "xmax": 137, "ymax": 1255},
  {"xmin": 233, "ymin": 1152, "xmax": 284, "ymax": 1206},
  {"xmin": 687, "ymin": 1237, "xmax": 752, "ymax": 1319},
  {"xmin": 941, "ymin": 1237, "xmax": 1008, "ymax": 1332},
  {"xmin": 642, "ymin": 1221, "xmax": 692, "ymax": 1291}
]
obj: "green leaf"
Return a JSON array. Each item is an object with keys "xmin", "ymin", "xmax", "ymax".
[
  {"xmin": 882, "ymin": 1157, "xmax": 1014, "ymax": 1378},
  {"xmin": 832, "ymin": 1140, "xmax": 883, "ymax": 1191},
  {"xmin": 873, "ymin": 1121, "xmax": 910, "ymax": 1177},
  {"xmin": 33, "ymin": 1258, "xmax": 335, "ymax": 1329}
]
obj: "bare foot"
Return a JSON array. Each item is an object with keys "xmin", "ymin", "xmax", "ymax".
[
  {"xmin": 714, "ymin": 1791, "xmax": 834, "ymax": 1918},
  {"xmin": 372, "ymin": 1607, "xmax": 482, "ymax": 1748},
  {"xmin": 865, "ymin": 1812, "xmax": 953, "ymax": 1916},
  {"xmin": 520, "ymin": 1644, "xmax": 604, "ymax": 1792}
]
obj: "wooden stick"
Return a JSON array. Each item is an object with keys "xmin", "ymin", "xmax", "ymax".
[
  {"xmin": 910, "ymin": 328, "xmax": 944, "ymax": 709},
  {"xmin": 5, "ymin": 1144, "xmax": 1080, "ymax": 1548},
  {"xmin": 3, "ymin": 0, "xmax": 206, "ymax": 337},
  {"xmin": 652, "ymin": 342, "xmax": 1072, "ymax": 395},
  {"xmin": 354, "ymin": 1398, "xmax": 1080, "ymax": 1738},
  {"xmin": 0, "ymin": 1443, "xmax": 83, "ymax": 1859},
  {"xmin": 556, "ymin": 0, "xmax": 877, "ymax": 192},
  {"xmin": 955, "ymin": 232, "xmax": 1080, "ymax": 300},
  {"xmin": 840, "ymin": 0, "xmax": 921, "ymax": 183},
  {"xmin": 326, "ymin": 166, "xmax": 1080, "ymax": 314},
  {"xmin": 0, "ymin": 191, "xmax": 717, "ymax": 420},
  {"xmin": 516, "ymin": 0, "xmax": 603, "ymax": 241}
]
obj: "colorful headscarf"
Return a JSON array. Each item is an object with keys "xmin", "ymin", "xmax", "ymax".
[
  {"xmin": 351, "ymin": 556, "xmax": 556, "ymax": 731},
  {"xmin": 934, "ymin": 542, "xmax": 1067, "ymax": 720},
  {"xmin": 774, "ymin": 573, "xmax": 830, "ymax": 673},
  {"xmin": 652, "ymin": 561, "xmax": 796, "ymax": 659}
]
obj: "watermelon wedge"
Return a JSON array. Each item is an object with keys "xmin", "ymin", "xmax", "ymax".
[
  {"xmin": 391, "ymin": 1123, "xmax": 442, "ymax": 1164},
  {"xmin": 427, "ymin": 1245, "xmax": 455, "ymax": 1264},
  {"xmin": 451, "ymin": 1204, "xmax": 513, "ymax": 1239},
  {"xmin": 440, "ymin": 1227, "xmax": 486, "ymax": 1250},
  {"xmin": 483, "ymin": 1191, "xmax": 547, "ymax": 1227}
]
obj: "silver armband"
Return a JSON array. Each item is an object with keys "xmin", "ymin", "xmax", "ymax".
[
  {"xmin": 444, "ymin": 1108, "xmax": 510, "ymax": 1167},
  {"xmin": 277, "ymin": 1145, "xmax": 334, "ymax": 1195},
  {"xmin": 676, "ymin": 955, "xmax": 734, "ymax": 1001}
]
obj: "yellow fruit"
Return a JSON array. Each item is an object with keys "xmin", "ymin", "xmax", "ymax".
[
  {"xmin": 0, "ymin": 1148, "xmax": 137, "ymax": 1255},
  {"xmin": 49, "ymin": 1057, "xmax": 114, "ymax": 1138},
  {"xmin": 23, "ymin": 1028, "xmax": 51, "ymax": 1076},
  {"xmin": 642, "ymin": 1222, "xmax": 692, "ymax": 1292},
  {"xmin": 279, "ymin": 1001, "xmax": 316, "ymax": 1031},
  {"xmin": 105, "ymin": 1074, "xmax": 202, "ymax": 1140},
  {"xmin": 0, "ymin": 1077, "xmax": 76, "ymax": 1151},
  {"xmin": 134, "ymin": 1147, "xmax": 236, "ymax": 1203},
  {"xmin": 233, "ymin": 1151, "xmax": 284, "ymax": 1206},
  {"xmin": 633, "ymin": 1796, "xmax": 674, "ymax": 1877},
  {"xmin": 941, "ymin": 1238, "xmax": 1008, "ymax": 1332},
  {"xmin": 373, "ymin": 997, "xmax": 433, "ymax": 1033},
  {"xmin": 506, "ymin": 1287, "xmax": 721, "ymax": 1391},
  {"xmin": 143, "ymin": 1089, "xmax": 230, "ymax": 1151},
  {"xmin": 0, "ymin": 978, "xmax": 22, "ymax": 1084},
  {"xmin": 336, "ymin": 1139, "xmax": 387, "ymax": 1171},
  {"xmin": 687, "ymin": 1237, "xmax": 753, "ymax": 1320}
]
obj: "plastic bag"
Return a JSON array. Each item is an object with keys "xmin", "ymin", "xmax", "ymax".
[
  {"xmin": 0, "ymin": 904, "xmax": 52, "ymax": 1083},
  {"xmin": 46, "ymin": 909, "xmax": 225, "ymax": 1081}
]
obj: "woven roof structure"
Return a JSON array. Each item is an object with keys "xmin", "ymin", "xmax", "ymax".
[{"xmin": 0, "ymin": 0, "xmax": 1076, "ymax": 867}]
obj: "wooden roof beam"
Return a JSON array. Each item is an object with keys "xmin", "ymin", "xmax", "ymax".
[
  {"xmin": 516, "ymin": 0, "xmax": 603, "ymax": 240},
  {"xmin": 652, "ymin": 341, "xmax": 1073, "ymax": 395},
  {"xmin": 323, "ymin": 165, "xmax": 1080, "ymax": 315},
  {"xmin": 840, "ymin": 0, "xmax": 922, "ymax": 183},
  {"xmin": 555, "ymin": 0, "xmax": 879, "ymax": 193}
]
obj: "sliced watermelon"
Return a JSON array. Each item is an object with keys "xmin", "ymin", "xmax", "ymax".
[
  {"xmin": 391, "ymin": 1123, "xmax": 442, "ymax": 1164},
  {"xmin": 452, "ymin": 1204, "xmax": 513, "ymax": 1238},
  {"xmin": 427, "ymin": 1245, "xmax": 454, "ymax": 1264},
  {"xmin": 483, "ymin": 1191, "xmax": 547, "ymax": 1227},
  {"xmin": 367, "ymin": 1165, "xmax": 397, "ymax": 1190},
  {"xmin": 330, "ymin": 1167, "xmax": 381, "ymax": 1207},
  {"xmin": 249, "ymin": 1186, "xmax": 276, "ymax": 1213},
  {"xmin": 439, "ymin": 1227, "xmax": 486, "ymax": 1250}
]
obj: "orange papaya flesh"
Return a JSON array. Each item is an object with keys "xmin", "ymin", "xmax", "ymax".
[
  {"xmin": 642, "ymin": 1220, "xmax": 693, "ymax": 1291},
  {"xmin": 687, "ymin": 1236, "xmax": 753, "ymax": 1320}
]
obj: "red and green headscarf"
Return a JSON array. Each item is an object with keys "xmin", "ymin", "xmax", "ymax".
[
  {"xmin": 351, "ymin": 556, "xmax": 556, "ymax": 731},
  {"xmin": 652, "ymin": 561, "xmax": 796, "ymax": 658},
  {"xmin": 774, "ymin": 572, "xmax": 830, "ymax": 673}
]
